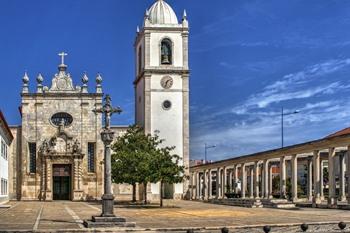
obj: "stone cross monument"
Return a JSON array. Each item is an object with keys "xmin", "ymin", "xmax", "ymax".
[{"xmin": 84, "ymin": 94, "xmax": 135, "ymax": 228}]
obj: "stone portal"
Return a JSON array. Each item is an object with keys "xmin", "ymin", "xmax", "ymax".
[{"xmin": 53, "ymin": 164, "xmax": 71, "ymax": 200}]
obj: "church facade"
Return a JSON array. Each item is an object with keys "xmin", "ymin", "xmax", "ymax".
[{"xmin": 8, "ymin": 0, "xmax": 190, "ymax": 202}]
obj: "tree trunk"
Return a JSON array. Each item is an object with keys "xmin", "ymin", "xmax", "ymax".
[
  {"xmin": 143, "ymin": 182, "xmax": 148, "ymax": 204},
  {"xmin": 160, "ymin": 181, "xmax": 163, "ymax": 207},
  {"xmin": 132, "ymin": 183, "xmax": 136, "ymax": 203}
]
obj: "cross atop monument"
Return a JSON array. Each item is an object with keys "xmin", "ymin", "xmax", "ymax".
[
  {"xmin": 93, "ymin": 94, "xmax": 122, "ymax": 130},
  {"xmin": 58, "ymin": 52, "xmax": 68, "ymax": 65}
]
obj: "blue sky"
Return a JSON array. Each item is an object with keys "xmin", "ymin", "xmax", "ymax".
[{"xmin": 1, "ymin": 0, "xmax": 350, "ymax": 161}]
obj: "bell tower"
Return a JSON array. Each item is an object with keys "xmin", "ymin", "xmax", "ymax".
[{"xmin": 134, "ymin": 0, "xmax": 190, "ymax": 200}]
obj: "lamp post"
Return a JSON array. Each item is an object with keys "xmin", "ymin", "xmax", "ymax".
[
  {"xmin": 204, "ymin": 143, "xmax": 216, "ymax": 163},
  {"xmin": 281, "ymin": 107, "xmax": 300, "ymax": 148}
]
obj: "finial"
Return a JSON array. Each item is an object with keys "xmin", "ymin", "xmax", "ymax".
[
  {"xmin": 37, "ymin": 73, "xmax": 44, "ymax": 84},
  {"xmin": 96, "ymin": 73, "xmax": 103, "ymax": 94},
  {"xmin": 82, "ymin": 72, "xmax": 89, "ymax": 84},
  {"xmin": 22, "ymin": 71, "xmax": 29, "ymax": 84},
  {"xmin": 36, "ymin": 73, "xmax": 44, "ymax": 93},
  {"xmin": 145, "ymin": 9, "xmax": 149, "ymax": 17},
  {"xmin": 22, "ymin": 71, "xmax": 29, "ymax": 94},
  {"xmin": 136, "ymin": 26, "xmax": 140, "ymax": 33},
  {"xmin": 96, "ymin": 73, "xmax": 103, "ymax": 84},
  {"xmin": 183, "ymin": 9, "xmax": 187, "ymax": 20},
  {"xmin": 81, "ymin": 72, "xmax": 89, "ymax": 93}
]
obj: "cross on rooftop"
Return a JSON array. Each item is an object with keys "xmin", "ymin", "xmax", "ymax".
[{"xmin": 58, "ymin": 52, "xmax": 68, "ymax": 65}]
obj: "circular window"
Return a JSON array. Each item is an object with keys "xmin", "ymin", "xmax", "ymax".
[
  {"xmin": 162, "ymin": 100, "xmax": 172, "ymax": 110},
  {"xmin": 51, "ymin": 112, "xmax": 73, "ymax": 127}
]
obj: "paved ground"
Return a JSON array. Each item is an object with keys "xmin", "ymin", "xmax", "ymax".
[{"xmin": 0, "ymin": 200, "xmax": 349, "ymax": 232}]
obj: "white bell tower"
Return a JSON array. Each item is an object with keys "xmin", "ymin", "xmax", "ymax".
[{"xmin": 134, "ymin": 0, "xmax": 190, "ymax": 200}]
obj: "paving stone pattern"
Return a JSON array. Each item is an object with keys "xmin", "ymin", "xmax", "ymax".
[{"xmin": 0, "ymin": 200, "xmax": 349, "ymax": 232}]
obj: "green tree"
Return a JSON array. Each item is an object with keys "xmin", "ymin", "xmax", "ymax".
[
  {"xmin": 111, "ymin": 125, "xmax": 184, "ymax": 206},
  {"xmin": 111, "ymin": 125, "xmax": 154, "ymax": 203},
  {"xmin": 149, "ymin": 145, "xmax": 185, "ymax": 207}
]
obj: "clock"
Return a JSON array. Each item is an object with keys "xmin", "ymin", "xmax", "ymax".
[{"xmin": 161, "ymin": 76, "xmax": 173, "ymax": 89}]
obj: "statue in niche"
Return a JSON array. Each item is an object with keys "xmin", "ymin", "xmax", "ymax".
[
  {"xmin": 72, "ymin": 139, "xmax": 81, "ymax": 154},
  {"xmin": 161, "ymin": 39, "xmax": 172, "ymax": 64}
]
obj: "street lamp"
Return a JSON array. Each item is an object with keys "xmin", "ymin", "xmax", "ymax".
[
  {"xmin": 204, "ymin": 143, "xmax": 216, "ymax": 162},
  {"xmin": 281, "ymin": 107, "xmax": 300, "ymax": 148}
]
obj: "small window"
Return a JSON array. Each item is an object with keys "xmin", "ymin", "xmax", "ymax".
[
  {"xmin": 51, "ymin": 112, "xmax": 73, "ymax": 127},
  {"xmin": 1, "ymin": 140, "xmax": 4, "ymax": 160},
  {"xmin": 0, "ymin": 178, "xmax": 7, "ymax": 195},
  {"xmin": 162, "ymin": 100, "xmax": 172, "ymax": 110},
  {"xmin": 29, "ymin": 143, "xmax": 36, "ymax": 173},
  {"xmin": 138, "ymin": 46, "xmax": 142, "ymax": 74},
  {"xmin": 88, "ymin": 143, "xmax": 96, "ymax": 173},
  {"xmin": 161, "ymin": 39, "xmax": 172, "ymax": 65}
]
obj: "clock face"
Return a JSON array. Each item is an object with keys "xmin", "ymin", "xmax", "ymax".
[{"xmin": 161, "ymin": 76, "xmax": 173, "ymax": 89}]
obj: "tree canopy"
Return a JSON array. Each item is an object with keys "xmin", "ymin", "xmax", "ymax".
[{"xmin": 111, "ymin": 125, "xmax": 184, "ymax": 205}]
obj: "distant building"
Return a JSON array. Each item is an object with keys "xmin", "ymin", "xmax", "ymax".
[{"xmin": 0, "ymin": 111, "xmax": 13, "ymax": 204}]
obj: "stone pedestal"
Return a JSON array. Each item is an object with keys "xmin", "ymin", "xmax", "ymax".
[
  {"xmin": 83, "ymin": 216, "xmax": 135, "ymax": 228},
  {"xmin": 73, "ymin": 190, "xmax": 84, "ymax": 201}
]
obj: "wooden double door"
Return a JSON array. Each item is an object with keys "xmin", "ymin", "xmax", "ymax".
[{"xmin": 53, "ymin": 164, "xmax": 71, "ymax": 200}]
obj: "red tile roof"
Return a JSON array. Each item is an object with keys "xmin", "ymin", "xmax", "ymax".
[
  {"xmin": 325, "ymin": 127, "xmax": 350, "ymax": 139},
  {"xmin": 0, "ymin": 110, "xmax": 14, "ymax": 141}
]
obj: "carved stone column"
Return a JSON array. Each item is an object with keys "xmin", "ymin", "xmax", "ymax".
[
  {"xmin": 269, "ymin": 164, "xmax": 273, "ymax": 199},
  {"xmin": 307, "ymin": 157, "xmax": 313, "ymax": 202},
  {"xmin": 291, "ymin": 154, "xmax": 298, "ymax": 202},
  {"xmin": 73, "ymin": 156, "xmax": 83, "ymax": 201},
  {"xmin": 216, "ymin": 168, "xmax": 221, "ymax": 199},
  {"xmin": 280, "ymin": 156, "xmax": 287, "ymax": 199},
  {"xmin": 249, "ymin": 166, "xmax": 254, "ymax": 198},
  {"xmin": 263, "ymin": 160, "xmax": 269, "ymax": 199},
  {"xmin": 241, "ymin": 164, "xmax": 246, "ymax": 198},
  {"xmin": 208, "ymin": 170, "xmax": 212, "ymax": 199},
  {"xmin": 204, "ymin": 170, "xmax": 208, "ymax": 200},
  {"xmin": 46, "ymin": 158, "xmax": 52, "ymax": 201},
  {"xmin": 254, "ymin": 161, "xmax": 260, "ymax": 199},
  {"xmin": 320, "ymin": 160, "xmax": 324, "ymax": 200},
  {"xmin": 328, "ymin": 148, "xmax": 337, "ymax": 208},
  {"xmin": 313, "ymin": 150, "xmax": 321, "ymax": 206},
  {"xmin": 339, "ymin": 153, "xmax": 346, "ymax": 202},
  {"xmin": 234, "ymin": 165, "xmax": 239, "ymax": 193},
  {"xmin": 222, "ymin": 167, "xmax": 227, "ymax": 199}
]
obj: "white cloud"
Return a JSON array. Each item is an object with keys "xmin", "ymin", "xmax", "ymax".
[{"xmin": 191, "ymin": 59, "xmax": 350, "ymax": 160}]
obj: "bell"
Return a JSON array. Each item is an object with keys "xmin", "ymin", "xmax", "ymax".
[{"xmin": 162, "ymin": 55, "xmax": 170, "ymax": 64}]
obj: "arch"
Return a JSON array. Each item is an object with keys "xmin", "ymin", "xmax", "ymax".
[{"xmin": 160, "ymin": 38, "xmax": 173, "ymax": 65}]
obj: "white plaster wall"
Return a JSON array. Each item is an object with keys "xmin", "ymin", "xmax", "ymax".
[
  {"xmin": 150, "ymin": 91, "xmax": 183, "ymax": 162},
  {"xmin": 0, "ymin": 128, "xmax": 9, "ymax": 198},
  {"xmin": 150, "ymin": 32, "xmax": 183, "ymax": 67}
]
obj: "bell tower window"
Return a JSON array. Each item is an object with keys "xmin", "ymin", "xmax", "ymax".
[{"xmin": 161, "ymin": 39, "xmax": 172, "ymax": 65}]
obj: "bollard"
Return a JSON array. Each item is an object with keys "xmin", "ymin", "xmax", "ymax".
[
  {"xmin": 221, "ymin": 227, "xmax": 229, "ymax": 233},
  {"xmin": 338, "ymin": 222, "xmax": 346, "ymax": 230},
  {"xmin": 186, "ymin": 230, "xmax": 194, "ymax": 233},
  {"xmin": 263, "ymin": 225, "xmax": 271, "ymax": 233},
  {"xmin": 300, "ymin": 223, "xmax": 308, "ymax": 232}
]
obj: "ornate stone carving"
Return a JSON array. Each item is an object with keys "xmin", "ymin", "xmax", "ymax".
[
  {"xmin": 49, "ymin": 52, "xmax": 78, "ymax": 92},
  {"xmin": 39, "ymin": 122, "xmax": 82, "ymax": 156}
]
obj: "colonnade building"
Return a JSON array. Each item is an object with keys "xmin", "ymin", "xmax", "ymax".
[{"xmin": 190, "ymin": 128, "xmax": 350, "ymax": 208}]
